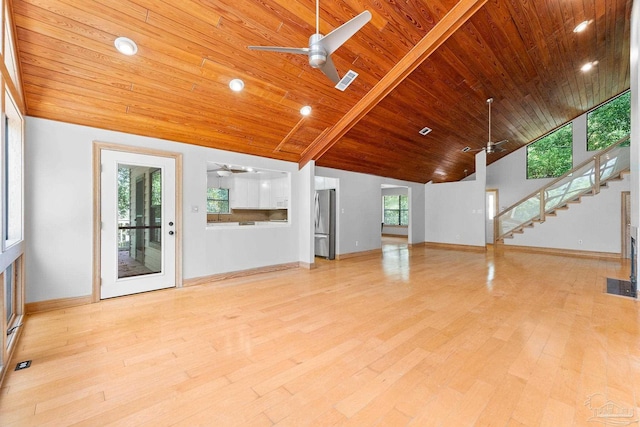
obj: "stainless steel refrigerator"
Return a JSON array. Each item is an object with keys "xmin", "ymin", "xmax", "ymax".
[{"xmin": 314, "ymin": 189, "xmax": 335, "ymax": 259}]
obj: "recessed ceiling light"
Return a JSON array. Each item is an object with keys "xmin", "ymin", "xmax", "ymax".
[
  {"xmin": 581, "ymin": 61, "xmax": 598, "ymax": 72},
  {"xmin": 229, "ymin": 79, "xmax": 244, "ymax": 92},
  {"xmin": 573, "ymin": 20, "xmax": 590, "ymax": 33},
  {"xmin": 300, "ymin": 105, "xmax": 312, "ymax": 116},
  {"xmin": 114, "ymin": 37, "xmax": 138, "ymax": 56}
]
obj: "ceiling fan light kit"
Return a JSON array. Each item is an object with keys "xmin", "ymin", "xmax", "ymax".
[{"xmin": 248, "ymin": 0, "xmax": 371, "ymax": 87}]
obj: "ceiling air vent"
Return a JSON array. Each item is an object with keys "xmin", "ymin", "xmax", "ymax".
[
  {"xmin": 335, "ymin": 70, "xmax": 358, "ymax": 91},
  {"xmin": 419, "ymin": 126, "xmax": 432, "ymax": 136},
  {"xmin": 462, "ymin": 146, "xmax": 471, "ymax": 152}
]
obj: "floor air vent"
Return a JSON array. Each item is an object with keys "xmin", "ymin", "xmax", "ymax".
[
  {"xmin": 335, "ymin": 70, "xmax": 358, "ymax": 91},
  {"xmin": 606, "ymin": 277, "xmax": 637, "ymax": 298}
]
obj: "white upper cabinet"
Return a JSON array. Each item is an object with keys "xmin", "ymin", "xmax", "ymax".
[{"xmin": 231, "ymin": 176, "xmax": 249, "ymax": 208}]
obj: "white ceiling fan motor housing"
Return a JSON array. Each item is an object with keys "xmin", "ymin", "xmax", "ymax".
[{"xmin": 308, "ymin": 34, "xmax": 327, "ymax": 67}]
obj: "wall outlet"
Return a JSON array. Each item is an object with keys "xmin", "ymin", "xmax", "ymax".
[
  {"xmin": 578, "ymin": 239, "xmax": 583, "ymax": 245},
  {"xmin": 356, "ymin": 241, "xmax": 358, "ymax": 246}
]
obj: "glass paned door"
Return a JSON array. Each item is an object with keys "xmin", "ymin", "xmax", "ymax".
[
  {"xmin": 117, "ymin": 165, "xmax": 162, "ymax": 278},
  {"xmin": 100, "ymin": 150, "xmax": 176, "ymax": 299}
]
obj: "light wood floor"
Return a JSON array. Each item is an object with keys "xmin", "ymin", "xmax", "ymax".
[{"xmin": 1, "ymin": 243, "xmax": 638, "ymax": 426}]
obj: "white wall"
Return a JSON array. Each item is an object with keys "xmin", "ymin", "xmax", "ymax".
[
  {"xmin": 25, "ymin": 118, "xmax": 301, "ymax": 303},
  {"xmin": 298, "ymin": 161, "xmax": 315, "ymax": 266},
  {"xmin": 315, "ymin": 167, "xmax": 425, "ymax": 253},
  {"xmin": 425, "ymin": 151, "xmax": 487, "ymax": 247}
]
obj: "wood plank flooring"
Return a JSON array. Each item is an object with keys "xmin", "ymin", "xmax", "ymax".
[{"xmin": 1, "ymin": 241, "xmax": 639, "ymax": 426}]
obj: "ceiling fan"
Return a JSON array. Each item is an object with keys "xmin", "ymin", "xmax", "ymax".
[
  {"xmin": 469, "ymin": 98, "xmax": 508, "ymax": 154},
  {"xmin": 248, "ymin": 0, "xmax": 371, "ymax": 85},
  {"xmin": 207, "ymin": 164, "xmax": 250, "ymax": 177}
]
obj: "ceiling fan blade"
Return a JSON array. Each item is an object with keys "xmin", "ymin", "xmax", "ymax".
[
  {"xmin": 247, "ymin": 46, "xmax": 310, "ymax": 55},
  {"xmin": 493, "ymin": 139, "xmax": 509, "ymax": 146},
  {"xmin": 316, "ymin": 10, "xmax": 372, "ymax": 55},
  {"xmin": 319, "ymin": 54, "xmax": 340, "ymax": 83}
]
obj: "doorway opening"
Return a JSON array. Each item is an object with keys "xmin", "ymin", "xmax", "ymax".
[
  {"xmin": 381, "ymin": 185, "xmax": 409, "ymax": 245},
  {"xmin": 486, "ymin": 189, "xmax": 498, "ymax": 245}
]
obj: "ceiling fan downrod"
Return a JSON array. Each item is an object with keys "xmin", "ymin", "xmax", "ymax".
[{"xmin": 487, "ymin": 97, "xmax": 493, "ymax": 147}]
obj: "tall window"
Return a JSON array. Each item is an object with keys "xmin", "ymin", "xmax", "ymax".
[
  {"xmin": 207, "ymin": 188, "xmax": 230, "ymax": 214},
  {"xmin": 587, "ymin": 91, "xmax": 631, "ymax": 151},
  {"xmin": 526, "ymin": 123, "xmax": 573, "ymax": 179},
  {"xmin": 4, "ymin": 92, "xmax": 22, "ymax": 246},
  {"xmin": 383, "ymin": 195, "xmax": 408, "ymax": 225}
]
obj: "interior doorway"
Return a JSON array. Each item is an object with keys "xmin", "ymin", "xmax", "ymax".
[{"xmin": 381, "ymin": 185, "xmax": 409, "ymax": 243}]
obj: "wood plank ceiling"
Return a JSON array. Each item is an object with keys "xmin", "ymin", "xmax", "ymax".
[{"xmin": 11, "ymin": 0, "xmax": 631, "ymax": 183}]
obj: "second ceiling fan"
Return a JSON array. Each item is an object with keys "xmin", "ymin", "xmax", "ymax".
[
  {"xmin": 248, "ymin": 0, "xmax": 371, "ymax": 85},
  {"xmin": 470, "ymin": 98, "xmax": 509, "ymax": 154}
]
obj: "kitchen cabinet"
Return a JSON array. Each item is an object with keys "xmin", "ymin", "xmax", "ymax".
[
  {"xmin": 270, "ymin": 175, "xmax": 289, "ymax": 208},
  {"xmin": 259, "ymin": 177, "xmax": 271, "ymax": 208},
  {"xmin": 230, "ymin": 176, "xmax": 248, "ymax": 208},
  {"xmin": 227, "ymin": 172, "xmax": 289, "ymax": 209}
]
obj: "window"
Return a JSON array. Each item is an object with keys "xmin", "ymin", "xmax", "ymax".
[
  {"xmin": 383, "ymin": 195, "xmax": 408, "ymax": 225},
  {"xmin": 4, "ymin": 92, "xmax": 23, "ymax": 246},
  {"xmin": 207, "ymin": 188, "xmax": 230, "ymax": 214},
  {"xmin": 4, "ymin": 257, "xmax": 21, "ymax": 346},
  {"xmin": 526, "ymin": 123, "xmax": 573, "ymax": 179},
  {"xmin": 587, "ymin": 91, "xmax": 631, "ymax": 151},
  {"xmin": 5, "ymin": 263, "xmax": 13, "ymax": 325}
]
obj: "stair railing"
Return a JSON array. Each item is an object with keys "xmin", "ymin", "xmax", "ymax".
[{"xmin": 494, "ymin": 134, "xmax": 630, "ymax": 242}]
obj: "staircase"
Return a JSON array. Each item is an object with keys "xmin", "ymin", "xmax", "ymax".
[{"xmin": 494, "ymin": 135, "xmax": 630, "ymax": 243}]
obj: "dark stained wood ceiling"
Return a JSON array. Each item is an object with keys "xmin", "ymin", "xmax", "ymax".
[{"xmin": 11, "ymin": 0, "xmax": 631, "ymax": 183}]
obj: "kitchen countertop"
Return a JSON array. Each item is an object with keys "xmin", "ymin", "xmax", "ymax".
[{"xmin": 207, "ymin": 220, "xmax": 289, "ymax": 229}]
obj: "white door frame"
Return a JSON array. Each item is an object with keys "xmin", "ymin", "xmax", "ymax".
[{"xmin": 92, "ymin": 142, "xmax": 183, "ymax": 302}]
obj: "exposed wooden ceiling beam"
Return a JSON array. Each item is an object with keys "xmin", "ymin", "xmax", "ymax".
[{"xmin": 298, "ymin": 0, "xmax": 488, "ymax": 169}]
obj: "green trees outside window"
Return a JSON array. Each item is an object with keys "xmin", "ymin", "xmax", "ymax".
[
  {"xmin": 383, "ymin": 195, "xmax": 408, "ymax": 225},
  {"xmin": 207, "ymin": 188, "xmax": 230, "ymax": 214},
  {"xmin": 526, "ymin": 123, "xmax": 573, "ymax": 179},
  {"xmin": 587, "ymin": 91, "xmax": 630, "ymax": 151}
]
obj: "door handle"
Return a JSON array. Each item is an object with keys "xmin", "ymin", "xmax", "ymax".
[{"xmin": 168, "ymin": 231, "xmax": 174, "ymax": 235}]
